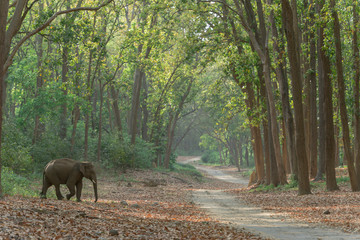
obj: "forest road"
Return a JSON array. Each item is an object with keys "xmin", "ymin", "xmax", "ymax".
[{"xmin": 178, "ymin": 157, "xmax": 360, "ymax": 240}]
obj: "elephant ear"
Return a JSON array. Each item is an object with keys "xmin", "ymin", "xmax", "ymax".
[
  {"xmin": 79, "ymin": 162, "xmax": 93, "ymax": 176},
  {"xmin": 79, "ymin": 163, "xmax": 87, "ymax": 176}
]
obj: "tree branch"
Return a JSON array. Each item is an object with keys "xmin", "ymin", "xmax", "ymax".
[{"xmin": 4, "ymin": 0, "xmax": 113, "ymax": 73}]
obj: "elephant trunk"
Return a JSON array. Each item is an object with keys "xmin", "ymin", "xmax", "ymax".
[{"xmin": 92, "ymin": 177, "xmax": 98, "ymax": 202}]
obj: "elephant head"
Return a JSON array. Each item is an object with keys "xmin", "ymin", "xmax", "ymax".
[{"xmin": 80, "ymin": 162, "xmax": 98, "ymax": 202}]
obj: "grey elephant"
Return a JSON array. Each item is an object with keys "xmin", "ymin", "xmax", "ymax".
[{"xmin": 40, "ymin": 158, "xmax": 98, "ymax": 202}]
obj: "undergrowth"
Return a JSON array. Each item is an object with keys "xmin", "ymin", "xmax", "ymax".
[
  {"xmin": 251, "ymin": 175, "xmax": 351, "ymax": 193},
  {"xmin": 1, "ymin": 167, "xmax": 39, "ymax": 197},
  {"xmin": 174, "ymin": 163, "xmax": 202, "ymax": 178}
]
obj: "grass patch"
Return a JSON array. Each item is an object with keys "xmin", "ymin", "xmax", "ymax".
[
  {"xmin": 336, "ymin": 176, "xmax": 349, "ymax": 184},
  {"xmin": 2, "ymin": 167, "xmax": 40, "ymax": 197},
  {"xmin": 250, "ymin": 174, "xmax": 351, "ymax": 193},
  {"xmin": 171, "ymin": 163, "xmax": 203, "ymax": 179},
  {"xmin": 241, "ymin": 168, "xmax": 255, "ymax": 178},
  {"xmin": 197, "ymin": 161, "xmax": 222, "ymax": 167}
]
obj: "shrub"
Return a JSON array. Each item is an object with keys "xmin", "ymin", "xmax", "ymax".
[
  {"xmin": 31, "ymin": 132, "xmax": 72, "ymax": 171},
  {"xmin": 172, "ymin": 163, "xmax": 202, "ymax": 178},
  {"xmin": 101, "ymin": 133, "xmax": 155, "ymax": 170},
  {"xmin": 1, "ymin": 167, "xmax": 37, "ymax": 197},
  {"xmin": 201, "ymin": 150, "xmax": 219, "ymax": 164},
  {"xmin": 2, "ymin": 121, "xmax": 33, "ymax": 175}
]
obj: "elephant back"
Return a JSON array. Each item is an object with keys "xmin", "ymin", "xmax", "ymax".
[{"xmin": 44, "ymin": 158, "xmax": 78, "ymax": 182}]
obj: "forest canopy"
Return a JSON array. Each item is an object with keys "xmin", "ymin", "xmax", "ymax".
[{"xmin": 0, "ymin": 0, "xmax": 360, "ymax": 197}]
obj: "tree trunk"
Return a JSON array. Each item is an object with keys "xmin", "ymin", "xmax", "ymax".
[
  {"xmin": 245, "ymin": 146, "xmax": 249, "ymax": 167},
  {"xmin": 319, "ymin": 0, "xmax": 339, "ymax": 191},
  {"xmin": 59, "ymin": 46, "xmax": 68, "ymax": 139},
  {"xmin": 141, "ymin": 74, "xmax": 149, "ymax": 141},
  {"xmin": 281, "ymin": 0, "xmax": 311, "ymax": 195},
  {"xmin": 70, "ymin": 47, "xmax": 81, "ymax": 154},
  {"xmin": 263, "ymin": 50, "xmax": 287, "ymax": 185},
  {"xmin": 259, "ymin": 67, "xmax": 272, "ymax": 185},
  {"xmin": 304, "ymin": 0, "xmax": 318, "ymax": 179},
  {"xmin": 33, "ymin": 8, "xmax": 44, "ymax": 144},
  {"xmin": 331, "ymin": 0, "xmax": 358, "ymax": 191},
  {"xmin": 71, "ymin": 105, "xmax": 80, "ymax": 153},
  {"xmin": 223, "ymin": 0, "xmax": 265, "ymax": 181},
  {"xmin": 84, "ymin": 20, "xmax": 95, "ymax": 160},
  {"xmin": 110, "ymin": 84, "xmax": 122, "ymax": 135},
  {"xmin": 164, "ymin": 78, "xmax": 194, "ymax": 168},
  {"xmin": 97, "ymin": 85, "xmax": 104, "ymax": 162},
  {"xmin": 308, "ymin": 0, "xmax": 318, "ymax": 179},
  {"xmin": 0, "ymin": 0, "xmax": 9, "ymax": 197},
  {"xmin": 353, "ymin": 0, "xmax": 360, "ymax": 185},
  {"xmin": 129, "ymin": 66, "xmax": 144, "ymax": 146},
  {"xmin": 267, "ymin": 100, "xmax": 280, "ymax": 186},
  {"xmin": 164, "ymin": 114, "xmax": 175, "ymax": 169},
  {"xmin": 239, "ymin": 141, "xmax": 243, "ymax": 167},
  {"xmin": 262, "ymin": 119, "xmax": 271, "ymax": 185},
  {"xmin": 106, "ymin": 88, "xmax": 113, "ymax": 131},
  {"xmin": 315, "ymin": 14, "xmax": 326, "ymax": 181},
  {"xmin": 269, "ymin": 3, "xmax": 297, "ymax": 177}
]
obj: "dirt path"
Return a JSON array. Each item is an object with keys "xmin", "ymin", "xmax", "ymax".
[{"xmin": 179, "ymin": 157, "xmax": 360, "ymax": 240}]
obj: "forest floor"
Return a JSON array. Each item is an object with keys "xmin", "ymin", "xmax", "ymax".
[
  {"xmin": 0, "ymin": 160, "xmax": 263, "ymax": 239},
  {"xmin": 1, "ymin": 157, "xmax": 360, "ymax": 239},
  {"xmin": 181, "ymin": 156, "xmax": 360, "ymax": 239}
]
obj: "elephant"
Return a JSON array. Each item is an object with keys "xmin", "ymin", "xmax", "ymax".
[{"xmin": 40, "ymin": 158, "xmax": 98, "ymax": 202}]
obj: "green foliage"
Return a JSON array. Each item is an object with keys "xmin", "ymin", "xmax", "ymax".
[
  {"xmin": 171, "ymin": 163, "xmax": 202, "ymax": 179},
  {"xmin": 201, "ymin": 150, "xmax": 219, "ymax": 164},
  {"xmin": 101, "ymin": 133, "xmax": 155, "ymax": 170},
  {"xmin": 31, "ymin": 132, "xmax": 73, "ymax": 171},
  {"xmin": 241, "ymin": 168, "xmax": 255, "ymax": 178},
  {"xmin": 251, "ymin": 184, "xmax": 276, "ymax": 192},
  {"xmin": 2, "ymin": 121, "xmax": 33, "ymax": 175},
  {"xmin": 284, "ymin": 175, "xmax": 298, "ymax": 190},
  {"xmin": 1, "ymin": 167, "xmax": 37, "ymax": 197},
  {"xmin": 336, "ymin": 176, "xmax": 350, "ymax": 184}
]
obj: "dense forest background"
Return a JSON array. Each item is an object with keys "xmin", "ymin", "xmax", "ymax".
[{"xmin": 0, "ymin": 0, "xmax": 360, "ymax": 196}]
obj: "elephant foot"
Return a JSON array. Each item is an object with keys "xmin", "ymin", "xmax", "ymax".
[
  {"xmin": 57, "ymin": 196, "xmax": 64, "ymax": 200},
  {"xmin": 66, "ymin": 194, "xmax": 74, "ymax": 200},
  {"xmin": 76, "ymin": 199, "xmax": 82, "ymax": 202}
]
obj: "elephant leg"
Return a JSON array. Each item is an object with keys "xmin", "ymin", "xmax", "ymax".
[
  {"xmin": 54, "ymin": 184, "xmax": 64, "ymax": 200},
  {"xmin": 40, "ymin": 177, "xmax": 52, "ymax": 199},
  {"xmin": 66, "ymin": 182, "xmax": 76, "ymax": 200},
  {"xmin": 76, "ymin": 180, "xmax": 83, "ymax": 202}
]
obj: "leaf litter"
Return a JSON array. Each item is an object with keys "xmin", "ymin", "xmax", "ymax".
[{"xmin": 0, "ymin": 167, "xmax": 262, "ymax": 239}]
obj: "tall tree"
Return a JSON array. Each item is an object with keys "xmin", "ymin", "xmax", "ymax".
[
  {"xmin": 0, "ymin": 0, "xmax": 113, "ymax": 196},
  {"xmin": 281, "ymin": 0, "xmax": 311, "ymax": 195},
  {"xmin": 318, "ymin": 0, "xmax": 338, "ymax": 191},
  {"xmin": 331, "ymin": 0, "xmax": 359, "ymax": 191},
  {"xmin": 353, "ymin": 0, "xmax": 360, "ymax": 186}
]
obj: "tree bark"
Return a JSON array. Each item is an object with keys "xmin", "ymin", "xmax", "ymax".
[
  {"xmin": 331, "ymin": 0, "xmax": 359, "ymax": 191},
  {"xmin": 315, "ymin": 10, "xmax": 326, "ymax": 180},
  {"xmin": 303, "ymin": 0, "xmax": 318, "ymax": 179},
  {"xmin": 33, "ymin": 3, "xmax": 44, "ymax": 145},
  {"xmin": 318, "ymin": 0, "xmax": 339, "ymax": 191},
  {"xmin": 353, "ymin": 0, "xmax": 360, "ymax": 185},
  {"xmin": 141, "ymin": 74, "xmax": 149, "ymax": 141},
  {"xmin": 97, "ymin": 84, "xmax": 104, "ymax": 162},
  {"xmin": 268, "ymin": 2, "xmax": 297, "ymax": 177},
  {"xmin": 308, "ymin": 2, "xmax": 318, "ymax": 179},
  {"xmin": 59, "ymin": 46, "xmax": 68, "ymax": 139},
  {"xmin": 0, "ymin": 0, "xmax": 9, "ymax": 197},
  {"xmin": 70, "ymin": 47, "xmax": 82, "ymax": 154},
  {"xmin": 164, "ymin": 78, "xmax": 194, "ymax": 168},
  {"xmin": 281, "ymin": 0, "xmax": 311, "ymax": 195},
  {"xmin": 129, "ymin": 65, "xmax": 144, "ymax": 145},
  {"xmin": 110, "ymin": 84, "xmax": 122, "ymax": 135}
]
